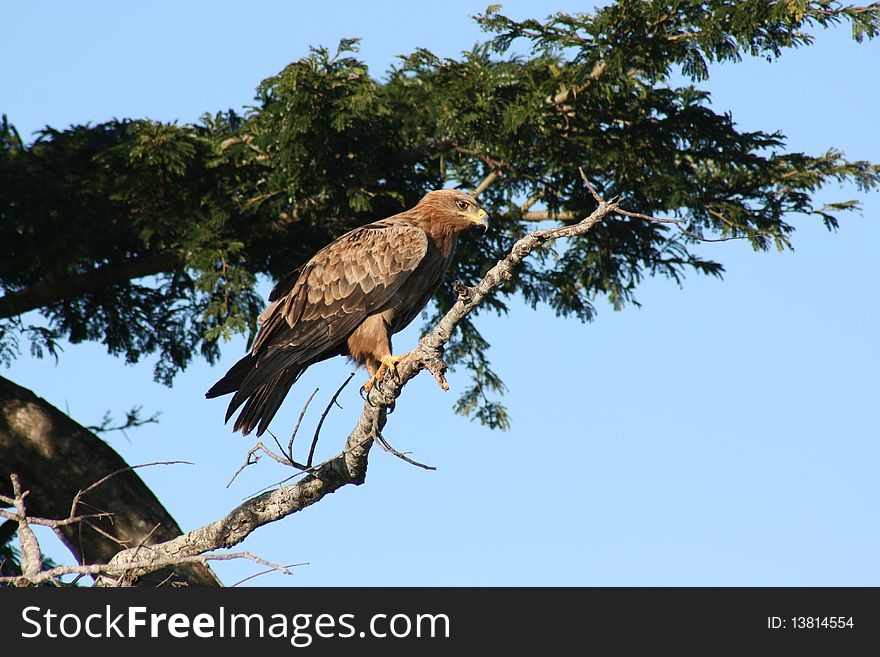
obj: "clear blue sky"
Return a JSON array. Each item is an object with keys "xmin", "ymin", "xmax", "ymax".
[{"xmin": 3, "ymin": 1, "xmax": 879, "ymax": 586}]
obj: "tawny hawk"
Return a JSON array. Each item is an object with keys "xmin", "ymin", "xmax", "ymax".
[{"xmin": 206, "ymin": 189, "xmax": 489, "ymax": 435}]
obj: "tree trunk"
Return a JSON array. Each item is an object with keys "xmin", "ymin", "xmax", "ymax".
[{"xmin": 0, "ymin": 376, "xmax": 221, "ymax": 586}]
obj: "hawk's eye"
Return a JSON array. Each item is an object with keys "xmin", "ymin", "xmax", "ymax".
[{"xmin": 456, "ymin": 200, "xmax": 469, "ymax": 211}]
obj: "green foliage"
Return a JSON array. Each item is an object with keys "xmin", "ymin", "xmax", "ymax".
[
  {"xmin": 0, "ymin": 116, "xmax": 265, "ymax": 383},
  {"xmin": 1, "ymin": 1, "xmax": 878, "ymax": 427}
]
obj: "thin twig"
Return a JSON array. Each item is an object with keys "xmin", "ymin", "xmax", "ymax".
[
  {"xmin": 231, "ymin": 562, "xmax": 309, "ymax": 588},
  {"xmin": 70, "ymin": 461, "xmax": 193, "ymax": 519},
  {"xmin": 243, "ymin": 440, "xmax": 366, "ymax": 499},
  {"xmin": 154, "ymin": 571, "xmax": 178, "ymax": 588},
  {"xmin": 269, "ymin": 430, "xmax": 287, "ymax": 463},
  {"xmin": 226, "ymin": 448, "xmax": 262, "ymax": 488},
  {"xmin": 307, "ymin": 372, "xmax": 356, "ymax": 467},
  {"xmin": 256, "ymin": 442, "xmax": 298, "ymax": 467},
  {"xmin": 704, "ymin": 206, "xmax": 764, "ymax": 237},
  {"xmin": 228, "ymin": 441, "xmax": 309, "ymax": 489},
  {"xmin": 130, "ymin": 523, "xmax": 163, "ymax": 563},
  {"xmin": 287, "ymin": 387, "xmax": 320, "ymax": 459},
  {"xmin": 244, "ymin": 468, "xmax": 313, "ymax": 498},
  {"xmin": 374, "ymin": 431, "xmax": 437, "ymax": 471},
  {"xmin": 576, "ymin": 168, "xmax": 761, "ymax": 243},
  {"xmin": 614, "ymin": 206, "xmax": 752, "ymax": 242},
  {"xmin": 81, "ymin": 521, "xmax": 130, "ymax": 550},
  {"xmin": 578, "ymin": 167, "xmax": 608, "ymax": 204}
]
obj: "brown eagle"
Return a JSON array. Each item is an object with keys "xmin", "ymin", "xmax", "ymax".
[{"xmin": 206, "ymin": 189, "xmax": 489, "ymax": 436}]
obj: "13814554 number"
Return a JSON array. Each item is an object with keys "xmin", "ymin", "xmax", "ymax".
[{"xmin": 790, "ymin": 617, "xmax": 853, "ymax": 629}]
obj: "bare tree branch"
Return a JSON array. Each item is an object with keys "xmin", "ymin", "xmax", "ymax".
[
  {"xmin": 0, "ymin": 507, "xmax": 112, "ymax": 528},
  {"xmin": 471, "ymin": 171, "xmax": 501, "ymax": 197},
  {"xmin": 230, "ymin": 561, "xmax": 308, "ymax": 587},
  {"xmin": 0, "ymin": 550, "xmax": 297, "ymax": 587},
  {"xmin": 520, "ymin": 210, "xmax": 578, "ymax": 222},
  {"xmin": 10, "ymin": 474, "xmax": 42, "ymax": 581},
  {"xmin": 226, "ymin": 375, "xmax": 359, "ymax": 489},
  {"xmin": 288, "ymin": 388, "xmax": 320, "ymax": 459}
]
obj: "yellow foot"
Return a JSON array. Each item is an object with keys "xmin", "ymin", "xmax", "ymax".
[
  {"xmin": 362, "ymin": 353, "xmax": 409, "ymax": 392},
  {"xmin": 376, "ymin": 353, "xmax": 406, "ymax": 379}
]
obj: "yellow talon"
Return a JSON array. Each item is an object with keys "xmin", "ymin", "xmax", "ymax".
[
  {"xmin": 378, "ymin": 354, "xmax": 404, "ymax": 376},
  {"xmin": 363, "ymin": 353, "xmax": 409, "ymax": 393}
]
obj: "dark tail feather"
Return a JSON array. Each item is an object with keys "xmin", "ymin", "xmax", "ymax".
[
  {"xmin": 206, "ymin": 353, "xmax": 306, "ymax": 436},
  {"xmin": 233, "ymin": 369, "xmax": 302, "ymax": 436},
  {"xmin": 205, "ymin": 354, "xmax": 256, "ymax": 399}
]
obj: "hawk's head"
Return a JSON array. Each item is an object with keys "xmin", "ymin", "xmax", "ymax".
[{"xmin": 417, "ymin": 189, "xmax": 489, "ymax": 232}]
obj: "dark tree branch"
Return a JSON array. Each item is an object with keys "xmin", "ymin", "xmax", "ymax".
[
  {"xmin": 399, "ymin": 136, "xmax": 456, "ymax": 163},
  {"xmin": 0, "ymin": 250, "xmax": 183, "ymax": 319}
]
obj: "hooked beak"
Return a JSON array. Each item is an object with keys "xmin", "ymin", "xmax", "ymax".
[{"xmin": 472, "ymin": 208, "xmax": 489, "ymax": 233}]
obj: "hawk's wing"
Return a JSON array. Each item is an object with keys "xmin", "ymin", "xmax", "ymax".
[
  {"xmin": 215, "ymin": 220, "xmax": 430, "ymax": 429},
  {"xmin": 254, "ymin": 220, "xmax": 428, "ymax": 360}
]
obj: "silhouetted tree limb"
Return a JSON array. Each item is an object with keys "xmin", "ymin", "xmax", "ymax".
[{"xmin": 0, "ymin": 251, "xmax": 183, "ymax": 320}]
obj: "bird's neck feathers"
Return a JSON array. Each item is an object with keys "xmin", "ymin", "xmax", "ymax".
[{"xmin": 406, "ymin": 209, "xmax": 460, "ymax": 256}]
